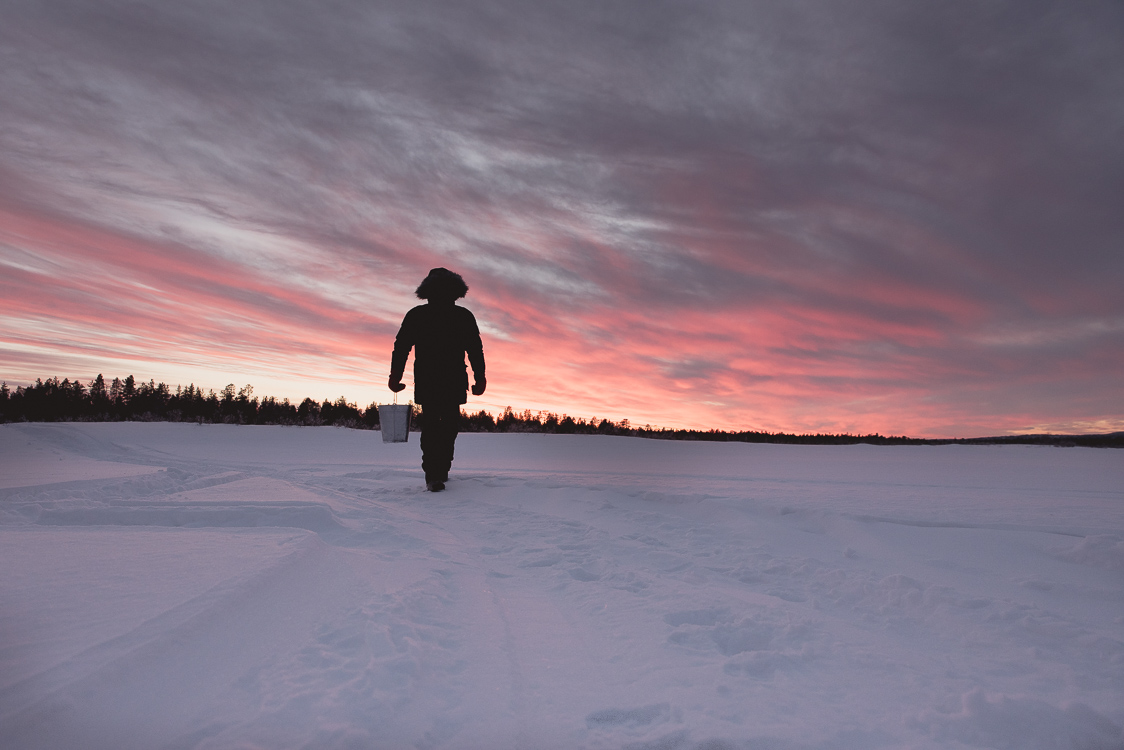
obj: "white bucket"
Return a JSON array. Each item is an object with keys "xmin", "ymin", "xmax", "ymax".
[{"xmin": 379, "ymin": 403, "xmax": 411, "ymax": 443}]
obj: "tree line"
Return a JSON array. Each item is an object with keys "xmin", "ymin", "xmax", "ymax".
[
  {"xmin": 1, "ymin": 375, "xmax": 1120, "ymax": 447},
  {"xmin": 0, "ymin": 376, "xmax": 379, "ymax": 428}
]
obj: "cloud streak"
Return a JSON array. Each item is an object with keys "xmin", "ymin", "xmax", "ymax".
[{"xmin": 2, "ymin": 0, "xmax": 1122, "ymax": 435}]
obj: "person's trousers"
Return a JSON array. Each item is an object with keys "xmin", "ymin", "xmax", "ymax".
[{"xmin": 420, "ymin": 402, "xmax": 460, "ymax": 482}]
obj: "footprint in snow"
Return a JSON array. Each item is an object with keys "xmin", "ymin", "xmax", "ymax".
[
  {"xmin": 569, "ymin": 567, "xmax": 600, "ymax": 581},
  {"xmin": 663, "ymin": 608, "xmax": 727, "ymax": 627},
  {"xmin": 586, "ymin": 702, "xmax": 671, "ymax": 728}
]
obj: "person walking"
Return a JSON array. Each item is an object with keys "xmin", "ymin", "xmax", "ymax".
[{"xmin": 388, "ymin": 268, "xmax": 486, "ymax": 491}]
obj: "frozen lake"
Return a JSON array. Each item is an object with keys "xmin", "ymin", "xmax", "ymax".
[{"xmin": 1, "ymin": 422, "xmax": 1122, "ymax": 749}]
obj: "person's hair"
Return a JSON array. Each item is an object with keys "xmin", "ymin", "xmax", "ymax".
[{"xmin": 416, "ymin": 267, "xmax": 469, "ymax": 300}]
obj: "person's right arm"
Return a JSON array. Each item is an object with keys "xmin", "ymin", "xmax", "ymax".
[{"xmin": 464, "ymin": 310, "xmax": 486, "ymax": 396}]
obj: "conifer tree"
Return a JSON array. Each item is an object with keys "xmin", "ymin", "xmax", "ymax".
[{"xmin": 90, "ymin": 374, "xmax": 108, "ymax": 403}]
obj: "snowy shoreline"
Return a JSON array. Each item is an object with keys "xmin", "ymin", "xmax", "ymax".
[{"xmin": 2, "ymin": 422, "xmax": 1122, "ymax": 749}]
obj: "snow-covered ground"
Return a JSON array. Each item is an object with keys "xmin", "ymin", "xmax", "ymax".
[{"xmin": 1, "ymin": 422, "xmax": 1122, "ymax": 750}]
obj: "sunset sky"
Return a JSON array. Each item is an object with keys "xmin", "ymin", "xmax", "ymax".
[{"xmin": 2, "ymin": 0, "xmax": 1122, "ymax": 437}]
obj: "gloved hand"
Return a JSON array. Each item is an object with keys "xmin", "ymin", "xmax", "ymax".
[
  {"xmin": 388, "ymin": 374, "xmax": 406, "ymax": 393},
  {"xmin": 471, "ymin": 377, "xmax": 486, "ymax": 396}
]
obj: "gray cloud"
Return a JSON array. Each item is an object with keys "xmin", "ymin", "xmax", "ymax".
[{"xmin": 2, "ymin": 0, "xmax": 1121, "ymax": 432}]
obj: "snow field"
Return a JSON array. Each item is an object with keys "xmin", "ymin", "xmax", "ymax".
[{"xmin": 1, "ymin": 422, "xmax": 1122, "ymax": 749}]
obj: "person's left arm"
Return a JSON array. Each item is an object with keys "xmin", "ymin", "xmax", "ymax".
[{"xmin": 388, "ymin": 309, "xmax": 417, "ymax": 392}]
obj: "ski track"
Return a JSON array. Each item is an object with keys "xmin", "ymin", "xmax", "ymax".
[{"xmin": 1, "ymin": 422, "xmax": 1122, "ymax": 750}]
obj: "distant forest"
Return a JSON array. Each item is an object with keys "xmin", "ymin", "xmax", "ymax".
[{"xmin": 2, "ymin": 375, "xmax": 1120, "ymax": 448}]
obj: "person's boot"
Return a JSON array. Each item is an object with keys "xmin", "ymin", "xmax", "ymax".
[{"xmin": 425, "ymin": 476, "xmax": 445, "ymax": 492}]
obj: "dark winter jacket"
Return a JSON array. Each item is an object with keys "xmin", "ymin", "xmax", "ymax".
[{"xmin": 391, "ymin": 302, "xmax": 485, "ymax": 405}]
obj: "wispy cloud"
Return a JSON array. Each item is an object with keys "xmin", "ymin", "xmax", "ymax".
[{"xmin": 2, "ymin": 0, "xmax": 1122, "ymax": 435}]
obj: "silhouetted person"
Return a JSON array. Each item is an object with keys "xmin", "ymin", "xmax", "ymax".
[{"xmin": 389, "ymin": 268, "xmax": 486, "ymax": 491}]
